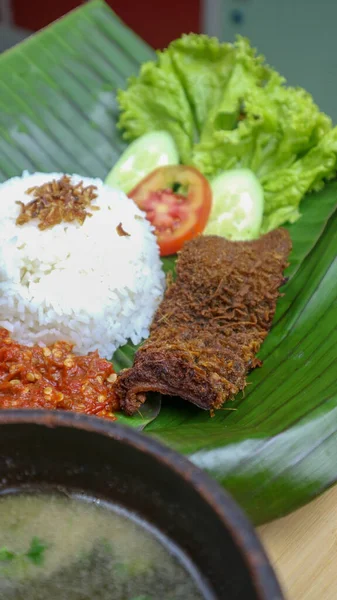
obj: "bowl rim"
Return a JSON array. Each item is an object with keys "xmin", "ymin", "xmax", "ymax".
[{"xmin": 0, "ymin": 409, "xmax": 283, "ymax": 600}]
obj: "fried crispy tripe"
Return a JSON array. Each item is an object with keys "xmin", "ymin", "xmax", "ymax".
[{"xmin": 116, "ymin": 230, "xmax": 292, "ymax": 414}]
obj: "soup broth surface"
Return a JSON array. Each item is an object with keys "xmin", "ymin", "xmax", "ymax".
[{"xmin": 0, "ymin": 493, "xmax": 206, "ymax": 600}]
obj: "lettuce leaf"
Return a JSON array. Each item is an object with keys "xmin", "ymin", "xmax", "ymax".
[
  {"xmin": 117, "ymin": 34, "xmax": 337, "ymax": 232},
  {"xmin": 261, "ymin": 127, "xmax": 337, "ymax": 231},
  {"xmin": 118, "ymin": 35, "xmax": 272, "ymax": 162},
  {"xmin": 194, "ymin": 79, "xmax": 331, "ymax": 176},
  {"xmin": 169, "ymin": 35, "xmax": 271, "ymax": 136},
  {"xmin": 117, "ymin": 52, "xmax": 195, "ymax": 163}
]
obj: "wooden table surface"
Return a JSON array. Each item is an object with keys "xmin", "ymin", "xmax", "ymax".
[{"xmin": 258, "ymin": 486, "xmax": 337, "ymax": 599}]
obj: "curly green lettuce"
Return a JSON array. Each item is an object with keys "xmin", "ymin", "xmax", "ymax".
[
  {"xmin": 261, "ymin": 127, "xmax": 337, "ymax": 231},
  {"xmin": 117, "ymin": 34, "xmax": 336, "ymax": 232},
  {"xmin": 117, "ymin": 53, "xmax": 194, "ymax": 163}
]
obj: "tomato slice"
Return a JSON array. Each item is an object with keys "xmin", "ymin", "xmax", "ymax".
[{"xmin": 128, "ymin": 165, "xmax": 212, "ymax": 256}]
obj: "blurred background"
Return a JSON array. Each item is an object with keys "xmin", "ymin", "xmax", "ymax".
[{"xmin": 0, "ymin": 0, "xmax": 335, "ymax": 121}]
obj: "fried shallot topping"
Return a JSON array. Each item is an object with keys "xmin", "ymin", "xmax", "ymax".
[
  {"xmin": 16, "ymin": 176, "xmax": 99, "ymax": 230},
  {"xmin": 116, "ymin": 222, "xmax": 130, "ymax": 237}
]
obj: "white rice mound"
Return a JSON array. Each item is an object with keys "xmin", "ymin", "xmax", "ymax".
[{"xmin": 0, "ymin": 172, "xmax": 165, "ymax": 358}]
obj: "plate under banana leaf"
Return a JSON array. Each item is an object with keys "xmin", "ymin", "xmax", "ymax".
[{"xmin": 1, "ymin": 0, "xmax": 337, "ymax": 525}]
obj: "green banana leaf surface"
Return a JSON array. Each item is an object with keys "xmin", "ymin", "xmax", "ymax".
[{"xmin": 1, "ymin": 0, "xmax": 337, "ymax": 525}]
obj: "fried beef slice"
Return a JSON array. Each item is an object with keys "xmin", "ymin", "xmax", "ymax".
[{"xmin": 116, "ymin": 230, "xmax": 292, "ymax": 414}]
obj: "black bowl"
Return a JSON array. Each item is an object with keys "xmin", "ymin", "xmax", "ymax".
[{"xmin": 0, "ymin": 410, "xmax": 282, "ymax": 599}]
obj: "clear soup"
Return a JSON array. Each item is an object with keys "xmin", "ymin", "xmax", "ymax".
[{"xmin": 0, "ymin": 493, "xmax": 207, "ymax": 600}]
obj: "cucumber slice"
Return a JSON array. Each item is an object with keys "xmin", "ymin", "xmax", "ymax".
[
  {"xmin": 204, "ymin": 169, "xmax": 264, "ymax": 240},
  {"xmin": 105, "ymin": 131, "xmax": 179, "ymax": 193}
]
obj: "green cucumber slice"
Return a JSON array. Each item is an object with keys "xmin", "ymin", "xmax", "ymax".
[
  {"xmin": 204, "ymin": 169, "xmax": 264, "ymax": 240},
  {"xmin": 105, "ymin": 131, "xmax": 179, "ymax": 193}
]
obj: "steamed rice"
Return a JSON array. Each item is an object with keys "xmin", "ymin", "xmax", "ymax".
[{"xmin": 0, "ymin": 172, "xmax": 165, "ymax": 358}]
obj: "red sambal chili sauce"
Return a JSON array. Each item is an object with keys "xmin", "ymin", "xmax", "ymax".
[{"xmin": 0, "ymin": 328, "xmax": 119, "ymax": 419}]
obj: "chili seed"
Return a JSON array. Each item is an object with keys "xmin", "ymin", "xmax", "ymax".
[{"xmin": 64, "ymin": 358, "xmax": 74, "ymax": 368}]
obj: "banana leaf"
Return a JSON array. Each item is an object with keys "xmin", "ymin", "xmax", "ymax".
[{"xmin": 1, "ymin": 0, "xmax": 337, "ymax": 525}]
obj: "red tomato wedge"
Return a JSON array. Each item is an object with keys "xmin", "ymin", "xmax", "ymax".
[{"xmin": 128, "ymin": 165, "xmax": 212, "ymax": 256}]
